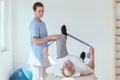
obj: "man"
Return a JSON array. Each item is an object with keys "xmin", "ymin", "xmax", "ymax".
[{"xmin": 46, "ymin": 25, "xmax": 95, "ymax": 77}]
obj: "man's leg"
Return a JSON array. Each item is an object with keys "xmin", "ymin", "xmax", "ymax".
[
  {"xmin": 56, "ymin": 25, "xmax": 68, "ymax": 59},
  {"xmin": 88, "ymin": 47, "xmax": 95, "ymax": 70},
  {"xmin": 56, "ymin": 34, "xmax": 68, "ymax": 59}
]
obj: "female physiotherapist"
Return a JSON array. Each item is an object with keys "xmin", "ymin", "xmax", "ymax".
[{"xmin": 29, "ymin": 2, "xmax": 61, "ymax": 79}]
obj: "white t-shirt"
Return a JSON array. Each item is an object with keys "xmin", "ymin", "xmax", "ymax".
[{"xmin": 46, "ymin": 55, "xmax": 94, "ymax": 77}]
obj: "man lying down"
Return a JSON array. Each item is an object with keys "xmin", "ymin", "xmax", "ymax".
[{"xmin": 46, "ymin": 25, "xmax": 95, "ymax": 77}]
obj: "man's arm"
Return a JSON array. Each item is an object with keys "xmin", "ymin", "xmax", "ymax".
[
  {"xmin": 43, "ymin": 47, "xmax": 51, "ymax": 68},
  {"xmin": 88, "ymin": 47, "xmax": 95, "ymax": 70}
]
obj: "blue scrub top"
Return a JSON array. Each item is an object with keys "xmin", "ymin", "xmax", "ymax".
[{"xmin": 29, "ymin": 18, "xmax": 48, "ymax": 66}]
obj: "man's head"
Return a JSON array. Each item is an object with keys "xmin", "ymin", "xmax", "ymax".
[
  {"xmin": 33, "ymin": 2, "xmax": 44, "ymax": 19},
  {"xmin": 61, "ymin": 60, "xmax": 75, "ymax": 77}
]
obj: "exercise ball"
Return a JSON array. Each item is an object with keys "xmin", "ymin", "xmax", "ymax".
[{"xmin": 9, "ymin": 68, "xmax": 33, "ymax": 80}]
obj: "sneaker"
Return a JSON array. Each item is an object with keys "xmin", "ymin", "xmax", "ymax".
[
  {"xmin": 80, "ymin": 51, "xmax": 86, "ymax": 61},
  {"xmin": 61, "ymin": 25, "xmax": 67, "ymax": 36}
]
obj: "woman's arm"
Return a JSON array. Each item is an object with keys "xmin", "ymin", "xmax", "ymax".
[{"xmin": 33, "ymin": 34, "xmax": 61, "ymax": 45}]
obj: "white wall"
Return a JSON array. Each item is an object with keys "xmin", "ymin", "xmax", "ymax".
[
  {"xmin": 0, "ymin": 51, "xmax": 12, "ymax": 80},
  {"xmin": 12, "ymin": 0, "xmax": 33, "ymax": 70},
  {"xmin": 12, "ymin": 0, "xmax": 115, "ymax": 80},
  {"xmin": 0, "ymin": 0, "xmax": 12, "ymax": 80}
]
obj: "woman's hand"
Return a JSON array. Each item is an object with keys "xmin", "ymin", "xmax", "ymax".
[{"xmin": 48, "ymin": 34, "xmax": 61, "ymax": 41}]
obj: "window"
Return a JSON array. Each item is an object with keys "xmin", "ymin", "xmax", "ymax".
[{"xmin": 0, "ymin": 0, "xmax": 5, "ymax": 51}]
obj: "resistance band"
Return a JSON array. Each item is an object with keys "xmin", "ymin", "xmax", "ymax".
[
  {"xmin": 67, "ymin": 34, "xmax": 93, "ymax": 47},
  {"xmin": 67, "ymin": 34, "xmax": 93, "ymax": 58},
  {"xmin": 48, "ymin": 40, "xmax": 55, "ymax": 46},
  {"xmin": 48, "ymin": 33, "xmax": 93, "ymax": 58}
]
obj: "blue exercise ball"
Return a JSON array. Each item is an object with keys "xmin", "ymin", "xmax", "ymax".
[{"xmin": 9, "ymin": 68, "xmax": 33, "ymax": 80}]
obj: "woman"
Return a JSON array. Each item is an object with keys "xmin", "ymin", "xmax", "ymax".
[{"xmin": 29, "ymin": 2, "xmax": 60, "ymax": 68}]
